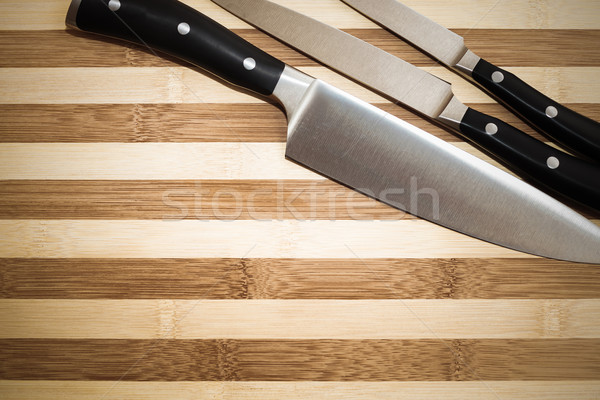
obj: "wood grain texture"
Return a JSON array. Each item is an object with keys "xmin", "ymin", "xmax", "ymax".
[
  {"xmin": 2, "ymin": 66, "xmax": 599, "ymax": 104},
  {"xmin": 1, "ymin": 339, "xmax": 599, "ymax": 381},
  {"xmin": 1, "ymin": 0, "xmax": 599, "ymax": 398},
  {"xmin": 8, "ymin": 103, "xmax": 593, "ymax": 143},
  {"xmin": 0, "ymin": 180, "xmax": 408, "ymax": 220},
  {"xmin": 0, "ymin": 180, "xmax": 595, "ymax": 220},
  {"xmin": 3, "ymin": 258, "xmax": 599, "ymax": 300},
  {"xmin": 3, "ymin": 380, "xmax": 600, "ymax": 400},
  {"xmin": 0, "ymin": 104, "xmax": 289, "ymax": 143},
  {"xmin": 3, "ymin": 103, "xmax": 599, "ymax": 143}
]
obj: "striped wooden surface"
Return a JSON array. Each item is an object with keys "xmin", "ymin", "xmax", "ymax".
[{"xmin": 1, "ymin": 0, "xmax": 599, "ymax": 398}]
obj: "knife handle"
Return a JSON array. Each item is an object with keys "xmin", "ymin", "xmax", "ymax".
[
  {"xmin": 471, "ymin": 58, "xmax": 600, "ymax": 161},
  {"xmin": 459, "ymin": 107, "xmax": 600, "ymax": 211},
  {"xmin": 66, "ymin": 0, "xmax": 285, "ymax": 96}
]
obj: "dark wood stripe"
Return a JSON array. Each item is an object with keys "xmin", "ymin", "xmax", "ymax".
[
  {"xmin": 2, "ymin": 103, "xmax": 597, "ymax": 143},
  {"xmin": 0, "ymin": 104, "xmax": 288, "ymax": 143},
  {"xmin": 0, "ymin": 180, "xmax": 594, "ymax": 220},
  {"xmin": 0, "ymin": 180, "xmax": 408, "ymax": 221},
  {"xmin": 2, "ymin": 258, "xmax": 599, "ymax": 299},
  {"xmin": 0, "ymin": 339, "xmax": 598, "ymax": 381},
  {"xmin": 1, "ymin": 30, "xmax": 599, "ymax": 68}
]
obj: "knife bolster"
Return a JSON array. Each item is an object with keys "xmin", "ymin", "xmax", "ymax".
[
  {"xmin": 65, "ymin": 0, "xmax": 82, "ymax": 29},
  {"xmin": 271, "ymin": 66, "xmax": 315, "ymax": 123},
  {"xmin": 438, "ymin": 96, "xmax": 468, "ymax": 130},
  {"xmin": 454, "ymin": 49, "xmax": 481, "ymax": 76}
]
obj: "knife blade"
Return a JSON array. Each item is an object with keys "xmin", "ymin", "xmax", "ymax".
[
  {"xmin": 210, "ymin": 0, "xmax": 600, "ymax": 212},
  {"xmin": 65, "ymin": 0, "xmax": 600, "ymax": 263},
  {"xmin": 342, "ymin": 0, "xmax": 600, "ymax": 161}
]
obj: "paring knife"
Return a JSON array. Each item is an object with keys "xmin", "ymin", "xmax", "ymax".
[
  {"xmin": 342, "ymin": 0, "xmax": 600, "ymax": 161},
  {"xmin": 65, "ymin": 0, "xmax": 600, "ymax": 263},
  {"xmin": 210, "ymin": 0, "xmax": 600, "ymax": 212}
]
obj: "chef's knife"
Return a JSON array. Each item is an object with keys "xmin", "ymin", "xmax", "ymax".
[
  {"xmin": 65, "ymin": 0, "xmax": 600, "ymax": 263},
  {"xmin": 342, "ymin": 0, "xmax": 600, "ymax": 161},
  {"xmin": 211, "ymin": 0, "xmax": 600, "ymax": 212}
]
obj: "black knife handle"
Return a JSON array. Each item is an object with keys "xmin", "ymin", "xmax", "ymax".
[
  {"xmin": 471, "ymin": 58, "xmax": 600, "ymax": 161},
  {"xmin": 459, "ymin": 107, "xmax": 600, "ymax": 211},
  {"xmin": 67, "ymin": 0, "xmax": 285, "ymax": 96}
]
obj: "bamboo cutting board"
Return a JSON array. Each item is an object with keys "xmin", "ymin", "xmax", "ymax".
[{"xmin": 1, "ymin": 0, "xmax": 600, "ymax": 398}]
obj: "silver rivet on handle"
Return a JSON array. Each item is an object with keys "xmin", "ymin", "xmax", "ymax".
[
  {"xmin": 492, "ymin": 71, "xmax": 504, "ymax": 83},
  {"xmin": 485, "ymin": 123, "xmax": 498, "ymax": 135},
  {"xmin": 546, "ymin": 106, "xmax": 558, "ymax": 118},
  {"xmin": 108, "ymin": 0, "xmax": 121, "ymax": 11},
  {"xmin": 547, "ymin": 156, "xmax": 560, "ymax": 169},
  {"xmin": 178, "ymin": 22, "xmax": 191, "ymax": 35},
  {"xmin": 243, "ymin": 58, "xmax": 256, "ymax": 71}
]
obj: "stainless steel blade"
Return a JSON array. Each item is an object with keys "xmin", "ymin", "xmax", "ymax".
[
  {"xmin": 272, "ymin": 66, "xmax": 600, "ymax": 263},
  {"xmin": 342, "ymin": 0, "xmax": 477, "ymax": 70},
  {"xmin": 211, "ymin": 0, "xmax": 457, "ymax": 120}
]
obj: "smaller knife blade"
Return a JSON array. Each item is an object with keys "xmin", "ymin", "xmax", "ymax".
[
  {"xmin": 342, "ymin": 0, "xmax": 600, "ymax": 161},
  {"xmin": 211, "ymin": 0, "xmax": 600, "ymax": 212}
]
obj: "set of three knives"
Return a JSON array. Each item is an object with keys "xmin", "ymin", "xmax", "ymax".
[{"xmin": 65, "ymin": 0, "xmax": 600, "ymax": 263}]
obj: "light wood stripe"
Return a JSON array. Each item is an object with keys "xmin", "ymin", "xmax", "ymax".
[
  {"xmin": 0, "ymin": 143, "xmax": 319, "ymax": 180},
  {"xmin": 1, "ymin": 299, "xmax": 598, "ymax": 339},
  {"xmin": 1, "ymin": 339, "xmax": 598, "ymax": 380},
  {"xmin": 3, "ymin": 258, "xmax": 599, "ymax": 300},
  {"xmin": 0, "ymin": 66, "xmax": 260, "ymax": 105},
  {"xmin": 1, "ymin": 67, "xmax": 598, "ymax": 104},
  {"xmin": 2, "ymin": 380, "xmax": 600, "ymax": 400},
  {"xmin": 0, "ymin": 142, "xmax": 513, "ymax": 180},
  {"xmin": 0, "ymin": 219, "xmax": 527, "ymax": 259},
  {"xmin": 8, "ymin": 103, "xmax": 593, "ymax": 143},
  {"xmin": 3, "ymin": 30, "xmax": 600, "ymax": 68},
  {"xmin": 2, "ymin": 0, "xmax": 599, "ymax": 30}
]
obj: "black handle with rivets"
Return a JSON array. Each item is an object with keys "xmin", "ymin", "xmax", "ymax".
[
  {"xmin": 459, "ymin": 107, "xmax": 600, "ymax": 211},
  {"xmin": 471, "ymin": 58, "xmax": 600, "ymax": 161},
  {"xmin": 66, "ymin": 0, "xmax": 285, "ymax": 96}
]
